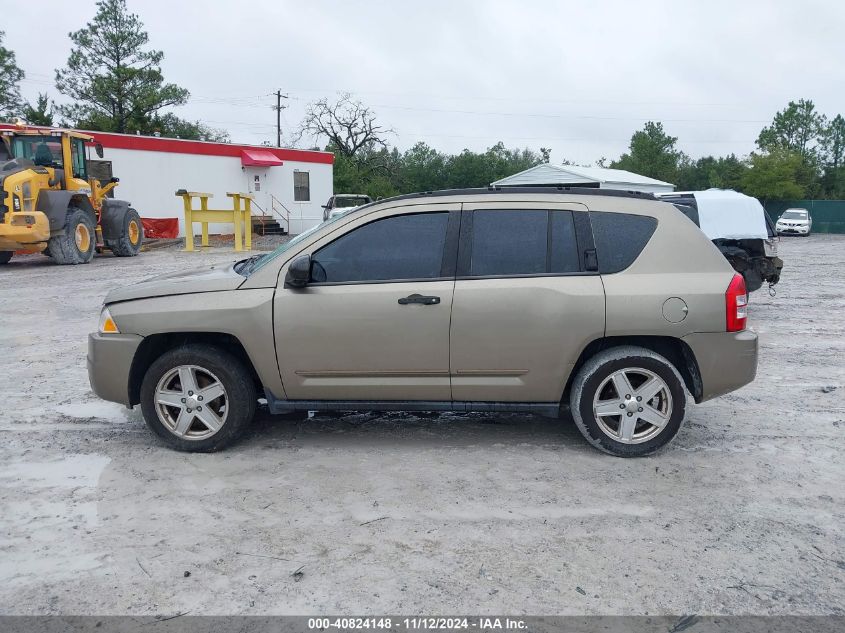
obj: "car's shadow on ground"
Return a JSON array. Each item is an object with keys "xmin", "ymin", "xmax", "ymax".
[{"xmin": 232, "ymin": 406, "xmax": 592, "ymax": 452}]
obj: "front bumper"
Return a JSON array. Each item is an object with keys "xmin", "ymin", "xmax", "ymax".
[
  {"xmin": 0, "ymin": 212, "xmax": 51, "ymax": 251},
  {"xmin": 87, "ymin": 332, "xmax": 143, "ymax": 407},
  {"xmin": 777, "ymin": 225, "xmax": 810, "ymax": 235},
  {"xmin": 682, "ymin": 329, "xmax": 758, "ymax": 402}
]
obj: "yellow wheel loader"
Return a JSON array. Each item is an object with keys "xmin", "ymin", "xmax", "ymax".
[{"xmin": 0, "ymin": 124, "xmax": 143, "ymax": 265}]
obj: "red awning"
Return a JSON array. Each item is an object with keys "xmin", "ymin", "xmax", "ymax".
[{"xmin": 240, "ymin": 149, "xmax": 284, "ymax": 167}]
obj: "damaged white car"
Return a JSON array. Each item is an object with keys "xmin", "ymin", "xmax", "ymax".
[{"xmin": 657, "ymin": 189, "xmax": 783, "ymax": 293}]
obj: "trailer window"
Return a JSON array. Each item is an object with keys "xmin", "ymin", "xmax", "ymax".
[{"xmin": 294, "ymin": 171, "xmax": 310, "ymax": 201}]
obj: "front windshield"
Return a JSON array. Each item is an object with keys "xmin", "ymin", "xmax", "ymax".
[
  {"xmin": 335, "ymin": 196, "xmax": 369, "ymax": 208},
  {"xmin": 248, "ymin": 212, "xmax": 349, "ymax": 275},
  {"xmin": 781, "ymin": 210, "xmax": 808, "ymax": 220},
  {"xmin": 12, "ymin": 135, "xmax": 64, "ymax": 168}
]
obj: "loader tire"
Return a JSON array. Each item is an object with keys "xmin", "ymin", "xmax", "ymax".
[
  {"xmin": 108, "ymin": 208, "xmax": 143, "ymax": 257},
  {"xmin": 49, "ymin": 208, "xmax": 96, "ymax": 265},
  {"xmin": 0, "ymin": 251, "xmax": 13, "ymax": 264}
]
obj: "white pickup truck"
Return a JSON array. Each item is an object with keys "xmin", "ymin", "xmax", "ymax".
[{"xmin": 321, "ymin": 194, "xmax": 373, "ymax": 222}]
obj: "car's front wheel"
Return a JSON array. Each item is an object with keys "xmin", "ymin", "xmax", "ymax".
[
  {"xmin": 140, "ymin": 345, "xmax": 256, "ymax": 452},
  {"xmin": 569, "ymin": 346, "xmax": 687, "ymax": 457}
]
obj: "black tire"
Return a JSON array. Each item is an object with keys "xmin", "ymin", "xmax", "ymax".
[
  {"xmin": 140, "ymin": 344, "xmax": 257, "ymax": 452},
  {"xmin": 0, "ymin": 251, "xmax": 12, "ymax": 264},
  {"xmin": 569, "ymin": 346, "xmax": 687, "ymax": 457},
  {"xmin": 108, "ymin": 208, "xmax": 143, "ymax": 257},
  {"xmin": 42, "ymin": 246, "xmax": 51, "ymax": 257},
  {"xmin": 48, "ymin": 207, "xmax": 96, "ymax": 265}
]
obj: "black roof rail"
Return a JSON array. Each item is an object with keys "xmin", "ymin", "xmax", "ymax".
[{"xmin": 369, "ymin": 186, "xmax": 659, "ymax": 206}]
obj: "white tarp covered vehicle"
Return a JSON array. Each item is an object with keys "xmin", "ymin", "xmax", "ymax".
[{"xmin": 657, "ymin": 189, "xmax": 783, "ymax": 292}]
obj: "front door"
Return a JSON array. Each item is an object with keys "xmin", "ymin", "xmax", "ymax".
[
  {"xmin": 274, "ymin": 206, "xmax": 459, "ymax": 402},
  {"xmin": 449, "ymin": 203, "xmax": 606, "ymax": 403},
  {"xmin": 246, "ymin": 168, "xmax": 270, "ymax": 214}
]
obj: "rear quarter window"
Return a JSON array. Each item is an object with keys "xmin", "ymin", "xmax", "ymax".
[{"xmin": 590, "ymin": 212, "xmax": 658, "ymax": 274}]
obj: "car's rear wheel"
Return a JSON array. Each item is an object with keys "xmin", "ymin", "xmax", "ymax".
[
  {"xmin": 140, "ymin": 345, "xmax": 256, "ymax": 452},
  {"xmin": 0, "ymin": 251, "xmax": 13, "ymax": 264},
  {"xmin": 569, "ymin": 346, "xmax": 687, "ymax": 457}
]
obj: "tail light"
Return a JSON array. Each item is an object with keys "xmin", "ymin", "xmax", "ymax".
[{"xmin": 725, "ymin": 273, "xmax": 747, "ymax": 332}]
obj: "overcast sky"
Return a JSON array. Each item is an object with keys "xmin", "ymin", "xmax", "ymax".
[{"xmin": 6, "ymin": 0, "xmax": 845, "ymax": 164}]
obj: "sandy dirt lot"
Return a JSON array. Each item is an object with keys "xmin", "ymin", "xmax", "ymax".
[{"xmin": 0, "ymin": 236, "xmax": 843, "ymax": 616}]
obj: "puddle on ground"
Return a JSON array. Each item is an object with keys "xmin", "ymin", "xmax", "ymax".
[
  {"xmin": 54, "ymin": 401, "xmax": 132, "ymax": 424},
  {"xmin": 0, "ymin": 454, "xmax": 111, "ymax": 488}
]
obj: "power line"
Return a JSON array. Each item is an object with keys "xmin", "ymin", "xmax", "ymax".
[{"xmin": 182, "ymin": 93, "xmax": 769, "ymax": 124}]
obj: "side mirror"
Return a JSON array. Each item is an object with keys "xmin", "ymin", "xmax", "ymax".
[
  {"xmin": 285, "ymin": 254, "xmax": 312, "ymax": 288},
  {"xmin": 95, "ymin": 143, "xmax": 104, "ymax": 158}
]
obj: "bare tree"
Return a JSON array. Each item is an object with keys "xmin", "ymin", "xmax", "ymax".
[{"xmin": 296, "ymin": 93, "xmax": 392, "ymax": 157}]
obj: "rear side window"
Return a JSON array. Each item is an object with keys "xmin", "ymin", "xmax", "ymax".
[
  {"xmin": 590, "ymin": 212, "xmax": 657, "ymax": 274},
  {"xmin": 468, "ymin": 210, "xmax": 581, "ymax": 277},
  {"xmin": 311, "ymin": 212, "xmax": 449, "ymax": 283},
  {"xmin": 471, "ymin": 210, "xmax": 547, "ymax": 276}
]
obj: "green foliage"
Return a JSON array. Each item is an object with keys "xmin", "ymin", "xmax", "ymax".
[
  {"xmin": 328, "ymin": 140, "xmax": 548, "ymax": 199},
  {"xmin": 610, "ymin": 121, "xmax": 684, "ymax": 184},
  {"xmin": 23, "ymin": 93, "xmax": 54, "ymax": 126},
  {"xmin": 819, "ymin": 115, "xmax": 845, "ymax": 197},
  {"xmin": 822, "ymin": 114, "xmax": 845, "ymax": 169},
  {"xmin": 676, "ymin": 154, "xmax": 748, "ymax": 191},
  {"xmin": 399, "ymin": 142, "xmax": 448, "ymax": 192},
  {"xmin": 0, "ymin": 31, "xmax": 24, "ymax": 117},
  {"xmin": 741, "ymin": 150, "xmax": 807, "ymax": 200},
  {"xmin": 54, "ymin": 0, "xmax": 190, "ymax": 135},
  {"xmin": 610, "ymin": 103, "xmax": 845, "ymax": 200},
  {"xmin": 757, "ymin": 99, "xmax": 826, "ymax": 160}
]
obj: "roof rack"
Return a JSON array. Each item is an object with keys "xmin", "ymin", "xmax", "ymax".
[{"xmin": 376, "ymin": 185, "xmax": 659, "ymax": 205}]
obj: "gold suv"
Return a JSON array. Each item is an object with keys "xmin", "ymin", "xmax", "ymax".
[{"xmin": 88, "ymin": 188, "xmax": 758, "ymax": 456}]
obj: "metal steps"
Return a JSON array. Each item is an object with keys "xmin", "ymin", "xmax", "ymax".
[{"xmin": 251, "ymin": 214, "xmax": 287, "ymax": 236}]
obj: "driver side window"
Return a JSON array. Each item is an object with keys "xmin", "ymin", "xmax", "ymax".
[{"xmin": 311, "ymin": 212, "xmax": 450, "ymax": 284}]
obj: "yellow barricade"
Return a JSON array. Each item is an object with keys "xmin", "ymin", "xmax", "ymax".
[{"xmin": 176, "ymin": 189, "xmax": 254, "ymax": 251}]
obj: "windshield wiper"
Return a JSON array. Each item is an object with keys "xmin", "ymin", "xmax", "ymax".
[{"xmin": 235, "ymin": 254, "xmax": 265, "ymax": 276}]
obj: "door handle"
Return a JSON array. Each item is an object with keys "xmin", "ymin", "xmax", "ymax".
[{"xmin": 398, "ymin": 294, "xmax": 440, "ymax": 305}]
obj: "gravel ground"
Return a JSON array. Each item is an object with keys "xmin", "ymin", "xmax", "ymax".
[{"xmin": 0, "ymin": 236, "xmax": 843, "ymax": 616}]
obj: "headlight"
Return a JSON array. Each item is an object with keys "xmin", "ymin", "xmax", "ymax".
[{"xmin": 98, "ymin": 306, "xmax": 120, "ymax": 334}]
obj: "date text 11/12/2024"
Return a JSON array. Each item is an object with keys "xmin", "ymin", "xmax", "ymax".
[{"xmin": 307, "ymin": 617, "xmax": 528, "ymax": 630}]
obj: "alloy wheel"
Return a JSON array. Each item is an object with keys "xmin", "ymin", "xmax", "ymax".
[
  {"xmin": 592, "ymin": 367, "xmax": 673, "ymax": 444},
  {"xmin": 154, "ymin": 365, "xmax": 229, "ymax": 440}
]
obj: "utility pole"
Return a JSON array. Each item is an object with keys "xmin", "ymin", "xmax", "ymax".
[{"xmin": 273, "ymin": 90, "xmax": 288, "ymax": 147}]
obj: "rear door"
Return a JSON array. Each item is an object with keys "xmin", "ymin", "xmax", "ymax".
[{"xmin": 449, "ymin": 202, "xmax": 605, "ymax": 403}]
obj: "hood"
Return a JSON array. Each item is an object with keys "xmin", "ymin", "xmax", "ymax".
[
  {"xmin": 105, "ymin": 262, "xmax": 245, "ymax": 304},
  {"xmin": 777, "ymin": 217, "xmax": 810, "ymax": 225}
]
